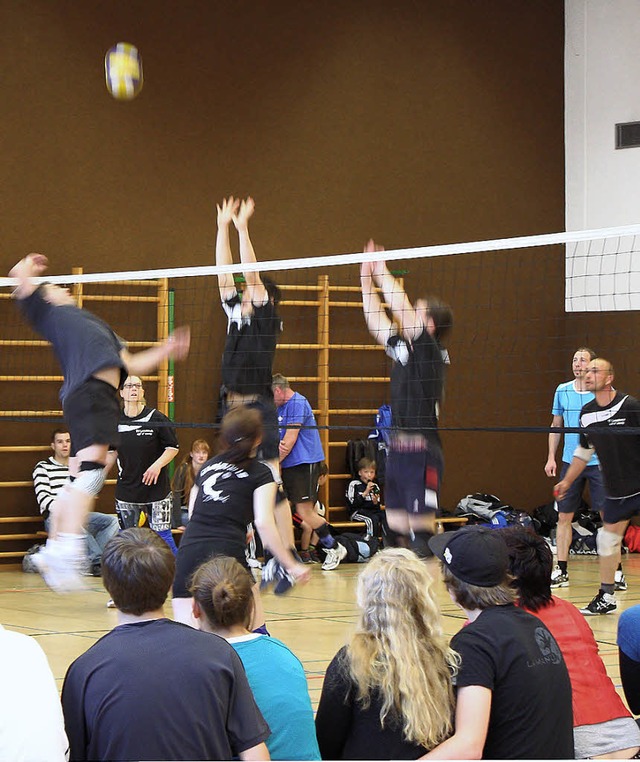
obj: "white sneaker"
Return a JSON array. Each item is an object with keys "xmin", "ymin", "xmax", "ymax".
[
  {"xmin": 615, "ymin": 570, "xmax": 628, "ymax": 591},
  {"xmin": 106, "ymin": 599, "xmax": 116, "ymax": 609},
  {"xmin": 246, "ymin": 556, "xmax": 263, "ymax": 570},
  {"xmin": 32, "ymin": 541, "xmax": 86, "ymax": 593},
  {"xmin": 322, "ymin": 543, "xmax": 347, "ymax": 571}
]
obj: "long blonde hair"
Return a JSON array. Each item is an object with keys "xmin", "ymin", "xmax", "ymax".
[{"xmin": 348, "ymin": 548, "xmax": 459, "ymax": 750}]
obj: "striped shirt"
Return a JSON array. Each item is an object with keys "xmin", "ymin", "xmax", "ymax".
[{"xmin": 32, "ymin": 457, "xmax": 69, "ymax": 519}]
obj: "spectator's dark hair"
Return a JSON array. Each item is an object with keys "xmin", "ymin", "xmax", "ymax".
[
  {"xmin": 425, "ymin": 297, "xmax": 453, "ymax": 344},
  {"xmin": 499, "ymin": 525, "xmax": 553, "ymax": 612},
  {"xmin": 575, "ymin": 346, "xmax": 597, "ymax": 360},
  {"xmin": 219, "ymin": 407, "xmax": 262, "ymax": 464},
  {"xmin": 190, "ymin": 556, "xmax": 254, "ymax": 630},
  {"xmin": 262, "ymin": 275, "xmax": 281, "ymax": 306},
  {"xmin": 357, "ymin": 457, "xmax": 376, "ymax": 471},
  {"xmin": 441, "ymin": 564, "xmax": 515, "ymax": 610},
  {"xmin": 102, "ymin": 528, "xmax": 175, "ymax": 616},
  {"xmin": 50, "ymin": 427, "xmax": 69, "ymax": 442}
]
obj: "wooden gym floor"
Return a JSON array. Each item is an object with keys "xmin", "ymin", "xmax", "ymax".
[{"xmin": 0, "ymin": 552, "xmax": 638, "ymax": 712}]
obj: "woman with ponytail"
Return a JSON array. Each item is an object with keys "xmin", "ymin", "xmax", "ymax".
[
  {"xmin": 172, "ymin": 406, "xmax": 308, "ymax": 629},
  {"xmin": 190, "ymin": 555, "xmax": 320, "ymax": 760}
]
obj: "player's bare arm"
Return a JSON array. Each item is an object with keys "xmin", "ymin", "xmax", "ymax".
[
  {"xmin": 233, "ymin": 197, "xmax": 268, "ymax": 305},
  {"xmin": 369, "ymin": 254, "xmax": 420, "ymax": 341},
  {"xmin": 216, "ymin": 197, "xmax": 240, "ymax": 301},
  {"xmin": 9, "ymin": 253, "xmax": 49, "ymax": 299},
  {"xmin": 121, "ymin": 325, "xmax": 190, "ymax": 376},
  {"xmin": 360, "ymin": 256, "xmax": 394, "ymax": 346},
  {"xmin": 545, "ymin": 414, "xmax": 563, "ymax": 477}
]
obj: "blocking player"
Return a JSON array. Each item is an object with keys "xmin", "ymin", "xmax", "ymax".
[
  {"xmin": 360, "ymin": 241, "xmax": 452, "ymax": 556},
  {"xmin": 555, "ymin": 358, "xmax": 640, "ymax": 615},
  {"xmin": 215, "ymin": 197, "xmax": 296, "ymax": 571},
  {"xmin": 9, "ymin": 253, "xmax": 190, "ymax": 591}
]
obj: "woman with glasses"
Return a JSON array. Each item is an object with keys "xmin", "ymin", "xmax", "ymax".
[{"xmin": 114, "ymin": 376, "xmax": 180, "ymax": 553}]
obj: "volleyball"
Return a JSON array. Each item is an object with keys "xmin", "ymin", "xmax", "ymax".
[{"xmin": 105, "ymin": 42, "xmax": 143, "ymax": 101}]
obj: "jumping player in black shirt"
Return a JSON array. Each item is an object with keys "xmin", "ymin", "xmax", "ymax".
[
  {"xmin": 9, "ymin": 253, "xmax": 190, "ymax": 591},
  {"xmin": 215, "ymin": 197, "xmax": 297, "ymax": 584},
  {"xmin": 556, "ymin": 357, "xmax": 640, "ymax": 615},
  {"xmin": 360, "ymin": 241, "xmax": 452, "ymax": 556}
]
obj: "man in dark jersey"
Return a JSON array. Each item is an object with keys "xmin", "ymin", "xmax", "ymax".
[
  {"xmin": 9, "ymin": 253, "xmax": 190, "ymax": 592},
  {"xmin": 556, "ymin": 357, "xmax": 640, "ymax": 615},
  {"xmin": 215, "ymin": 197, "xmax": 296, "ymax": 565},
  {"xmin": 360, "ymin": 240, "xmax": 452, "ymax": 556}
]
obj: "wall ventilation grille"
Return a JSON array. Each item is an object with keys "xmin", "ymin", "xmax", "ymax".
[{"xmin": 616, "ymin": 122, "xmax": 640, "ymax": 149}]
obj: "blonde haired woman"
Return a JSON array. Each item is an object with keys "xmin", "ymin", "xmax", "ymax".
[{"xmin": 315, "ymin": 548, "xmax": 458, "ymax": 759}]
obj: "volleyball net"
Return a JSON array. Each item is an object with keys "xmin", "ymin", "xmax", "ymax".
[{"xmin": 1, "ymin": 222, "xmax": 639, "ymax": 443}]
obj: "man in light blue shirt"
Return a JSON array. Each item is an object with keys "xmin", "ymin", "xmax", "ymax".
[{"xmin": 544, "ymin": 347, "xmax": 623, "ymax": 589}]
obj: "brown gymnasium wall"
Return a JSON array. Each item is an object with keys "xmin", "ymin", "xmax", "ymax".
[{"xmin": 0, "ymin": 1, "xmax": 565, "ymax": 517}]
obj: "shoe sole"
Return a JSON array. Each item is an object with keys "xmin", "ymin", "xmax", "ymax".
[
  {"xmin": 550, "ymin": 581, "xmax": 569, "ymax": 588},
  {"xmin": 580, "ymin": 607, "xmax": 617, "ymax": 616}
]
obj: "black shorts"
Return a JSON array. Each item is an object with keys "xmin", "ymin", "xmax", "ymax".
[
  {"xmin": 172, "ymin": 539, "xmax": 254, "ymax": 598},
  {"xmin": 385, "ymin": 447, "xmax": 442, "ymax": 515},
  {"xmin": 281, "ymin": 462, "xmax": 321, "ymax": 505},
  {"xmin": 602, "ymin": 492, "xmax": 640, "ymax": 525},
  {"xmin": 250, "ymin": 398, "xmax": 280, "ymax": 461},
  {"xmin": 222, "ymin": 396, "xmax": 280, "ymax": 461},
  {"xmin": 63, "ymin": 378, "xmax": 120, "ymax": 456}
]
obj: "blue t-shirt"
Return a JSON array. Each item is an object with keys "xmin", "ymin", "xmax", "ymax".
[
  {"xmin": 552, "ymin": 380, "xmax": 599, "ymax": 466},
  {"xmin": 278, "ymin": 392, "xmax": 324, "ymax": 468},
  {"xmin": 618, "ymin": 604, "xmax": 640, "ymax": 660},
  {"xmin": 230, "ymin": 634, "xmax": 321, "ymax": 761}
]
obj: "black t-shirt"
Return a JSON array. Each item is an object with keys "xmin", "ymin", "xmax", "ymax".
[
  {"xmin": 315, "ymin": 646, "xmax": 429, "ymax": 760},
  {"xmin": 452, "ymin": 604, "xmax": 574, "ymax": 760},
  {"xmin": 221, "ymin": 292, "xmax": 281, "ymax": 397},
  {"xmin": 579, "ymin": 392, "xmax": 640, "ymax": 498},
  {"xmin": 116, "ymin": 406, "xmax": 179, "ymax": 502},
  {"xmin": 18, "ymin": 287, "xmax": 126, "ymax": 401},
  {"xmin": 61, "ymin": 618, "xmax": 269, "ymax": 761},
  {"xmin": 180, "ymin": 454, "xmax": 274, "ymax": 559},
  {"xmin": 386, "ymin": 329, "xmax": 445, "ymax": 448}
]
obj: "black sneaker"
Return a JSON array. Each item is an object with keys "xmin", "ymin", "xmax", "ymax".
[{"xmin": 580, "ymin": 590, "xmax": 617, "ymax": 616}]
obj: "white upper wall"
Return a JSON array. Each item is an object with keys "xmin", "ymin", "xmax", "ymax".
[{"xmin": 566, "ymin": 0, "xmax": 640, "ymax": 230}]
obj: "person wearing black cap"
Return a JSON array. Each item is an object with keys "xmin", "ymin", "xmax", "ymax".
[{"xmin": 424, "ymin": 526, "xmax": 574, "ymax": 760}]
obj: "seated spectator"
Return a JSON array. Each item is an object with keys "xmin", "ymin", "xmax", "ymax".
[
  {"xmin": 502, "ymin": 525, "xmax": 640, "ymax": 759},
  {"xmin": 0, "ymin": 623, "xmax": 68, "ymax": 761},
  {"xmin": 61, "ymin": 528, "xmax": 270, "ymax": 761},
  {"xmin": 171, "ymin": 437, "xmax": 211, "ymax": 528},
  {"xmin": 618, "ymin": 604, "xmax": 640, "ymax": 716},
  {"xmin": 425, "ymin": 526, "xmax": 574, "ymax": 759},
  {"xmin": 315, "ymin": 547, "xmax": 458, "ymax": 759},
  {"xmin": 32, "ymin": 428, "xmax": 118, "ymax": 576},
  {"xmin": 346, "ymin": 457, "xmax": 388, "ymax": 541},
  {"xmin": 190, "ymin": 555, "xmax": 320, "ymax": 761}
]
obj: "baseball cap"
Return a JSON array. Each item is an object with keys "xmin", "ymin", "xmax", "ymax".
[{"xmin": 428, "ymin": 525, "xmax": 509, "ymax": 587}]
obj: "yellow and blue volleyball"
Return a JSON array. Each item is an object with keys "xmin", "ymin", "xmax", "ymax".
[{"xmin": 105, "ymin": 42, "xmax": 143, "ymax": 101}]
